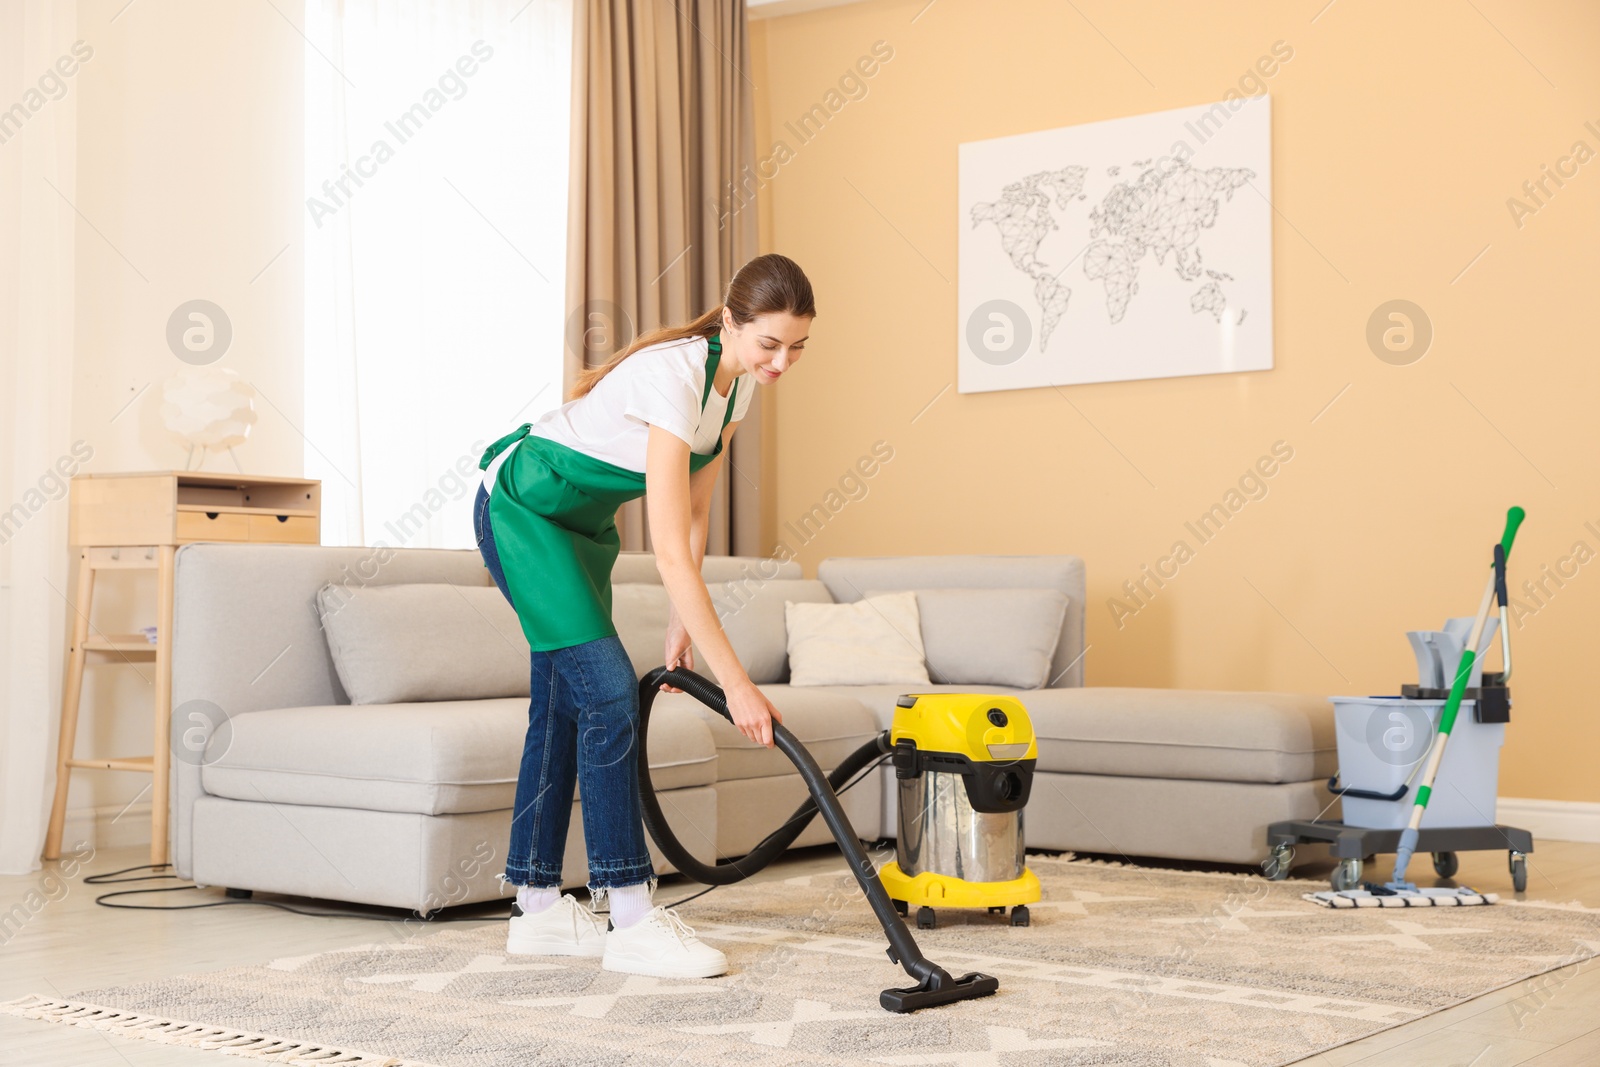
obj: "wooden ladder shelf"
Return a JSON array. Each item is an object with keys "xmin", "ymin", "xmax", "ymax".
[{"xmin": 44, "ymin": 471, "xmax": 320, "ymax": 867}]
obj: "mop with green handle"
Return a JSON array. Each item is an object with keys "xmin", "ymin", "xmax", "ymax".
[
  {"xmin": 1384, "ymin": 506, "xmax": 1525, "ymax": 895},
  {"xmin": 1306, "ymin": 506, "xmax": 1525, "ymax": 909}
]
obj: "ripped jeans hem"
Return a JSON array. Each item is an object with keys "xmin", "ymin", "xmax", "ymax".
[
  {"xmin": 498, "ymin": 866, "xmax": 566, "ymax": 891},
  {"xmin": 588, "ymin": 872, "xmax": 659, "ymax": 910}
]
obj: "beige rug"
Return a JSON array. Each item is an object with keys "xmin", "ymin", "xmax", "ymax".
[{"xmin": 7, "ymin": 855, "xmax": 1600, "ymax": 1067}]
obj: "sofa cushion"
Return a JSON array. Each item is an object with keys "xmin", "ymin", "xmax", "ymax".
[
  {"xmin": 613, "ymin": 583, "xmax": 672, "ymax": 680},
  {"xmin": 316, "ymin": 582, "xmax": 529, "ymax": 703},
  {"xmin": 1016, "ymin": 688, "xmax": 1336, "ymax": 783},
  {"xmin": 785, "ymin": 592, "xmax": 931, "ymax": 687},
  {"xmin": 201, "ymin": 699, "xmax": 718, "ymax": 815},
  {"xmin": 792, "ymin": 684, "xmax": 1336, "ymax": 784},
  {"xmin": 768, "ymin": 683, "xmax": 1001, "ymax": 733},
  {"xmin": 654, "ymin": 686, "xmax": 880, "ymax": 782},
  {"xmin": 818, "ymin": 555, "xmax": 1087, "ymax": 688},
  {"xmin": 864, "ymin": 586, "xmax": 1067, "ymax": 690},
  {"xmin": 611, "ymin": 551, "xmax": 801, "ymax": 585},
  {"xmin": 712, "ymin": 578, "xmax": 833, "ymax": 684}
]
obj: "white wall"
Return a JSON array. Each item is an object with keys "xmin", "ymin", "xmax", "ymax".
[{"xmin": 65, "ymin": 0, "xmax": 305, "ymax": 840}]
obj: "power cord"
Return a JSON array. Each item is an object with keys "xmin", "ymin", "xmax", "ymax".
[
  {"xmin": 87, "ymin": 866, "xmax": 509, "ymax": 922},
  {"xmin": 87, "ymin": 753, "xmax": 893, "ymax": 919}
]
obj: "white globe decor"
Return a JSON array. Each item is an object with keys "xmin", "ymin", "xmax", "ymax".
[{"xmin": 159, "ymin": 366, "xmax": 259, "ymax": 470}]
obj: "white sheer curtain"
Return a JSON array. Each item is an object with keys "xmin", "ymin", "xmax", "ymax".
[
  {"xmin": 0, "ymin": 0, "xmax": 78, "ymax": 875},
  {"xmin": 304, "ymin": 0, "xmax": 574, "ymax": 549}
]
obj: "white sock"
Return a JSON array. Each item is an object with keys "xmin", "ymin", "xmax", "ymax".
[
  {"xmin": 604, "ymin": 882, "xmax": 655, "ymax": 929},
  {"xmin": 517, "ymin": 884, "xmax": 560, "ymax": 916}
]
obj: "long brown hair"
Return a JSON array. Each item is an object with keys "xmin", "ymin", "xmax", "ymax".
[{"xmin": 569, "ymin": 253, "xmax": 816, "ymax": 401}]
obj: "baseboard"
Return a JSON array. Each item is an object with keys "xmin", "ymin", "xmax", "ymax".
[
  {"xmin": 59, "ymin": 801, "xmax": 153, "ymax": 853},
  {"xmin": 1496, "ymin": 796, "xmax": 1600, "ymax": 844}
]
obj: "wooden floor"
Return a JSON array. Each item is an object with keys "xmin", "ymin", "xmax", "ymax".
[{"xmin": 2, "ymin": 839, "xmax": 1597, "ymax": 1066}]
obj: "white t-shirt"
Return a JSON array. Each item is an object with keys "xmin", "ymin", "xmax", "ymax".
[{"xmin": 483, "ymin": 334, "xmax": 752, "ymax": 494}]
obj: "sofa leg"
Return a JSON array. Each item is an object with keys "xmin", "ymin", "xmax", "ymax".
[{"xmin": 224, "ymin": 888, "xmax": 253, "ymax": 900}]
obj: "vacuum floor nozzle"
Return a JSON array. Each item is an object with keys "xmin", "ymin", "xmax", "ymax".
[
  {"xmin": 638, "ymin": 667, "xmax": 1000, "ymax": 1013},
  {"xmin": 881, "ymin": 970, "xmax": 1000, "ymax": 1013}
]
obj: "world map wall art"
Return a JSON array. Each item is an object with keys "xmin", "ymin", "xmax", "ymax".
[{"xmin": 958, "ymin": 96, "xmax": 1274, "ymax": 392}]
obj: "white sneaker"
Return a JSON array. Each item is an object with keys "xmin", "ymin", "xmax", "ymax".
[
  {"xmin": 506, "ymin": 893, "xmax": 608, "ymax": 957},
  {"xmin": 601, "ymin": 905, "xmax": 728, "ymax": 978}
]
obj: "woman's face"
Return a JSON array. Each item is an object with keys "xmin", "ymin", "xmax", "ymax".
[{"xmin": 723, "ymin": 310, "xmax": 810, "ymax": 384}]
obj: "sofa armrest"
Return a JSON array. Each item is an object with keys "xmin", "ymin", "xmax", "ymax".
[{"xmin": 170, "ymin": 542, "xmax": 494, "ymax": 877}]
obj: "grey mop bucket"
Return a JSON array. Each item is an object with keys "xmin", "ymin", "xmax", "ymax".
[{"xmin": 1329, "ymin": 616, "xmax": 1504, "ymax": 830}]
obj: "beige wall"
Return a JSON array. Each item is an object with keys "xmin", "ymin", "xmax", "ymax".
[
  {"xmin": 65, "ymin": 0, "xmax": 304, "ymax": 829},
  {"xmin": 751, "ymin": 0, "xmax": 1600, "ymax": 803}
]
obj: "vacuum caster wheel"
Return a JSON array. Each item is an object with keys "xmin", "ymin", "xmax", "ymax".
[
  {"xmin": 1432, "ymin": 851, "xmax": 1460, "ymax": 879},
  {"xmin": 1509, "ymin": 851, "xmax": 1528, "ymax": 893},
  {"xmin": 1330, "ymin": 858, "xmax": 1362, "ymax": 892},
  {"xmin": 1010, "ymin": 905, "xmax": 1030, "ymax": 927},
  {"xmin": 892, "ymin": 898, "xmax": 908, "ymax": 917},
  {"xmin": 916, "ymin": 906, "xmax": 936, "ymax": 930},
  {"xmin": 988, "ymin": 906, "xmax": 1005, "ymax": 915},
  {"xmin": 225, "ymin": 888, "xmax": 252, "ymax": 900},
  {"xmin": 1264, "ymin": 844, "xmax": 1294, "ymax": 881}
]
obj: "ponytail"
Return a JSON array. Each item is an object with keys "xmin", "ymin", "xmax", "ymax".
[{"xmin": 569, "ymin": 253, "xmax": 816, "ymax": 401}]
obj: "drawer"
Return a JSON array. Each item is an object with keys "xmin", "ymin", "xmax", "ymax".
[
  {"xmin": 247, "ymin": 514, "xmax": 320, "ymax": 544},
  {"xmin": 176, "ymin": 510, "xmax": 251, "ymax": 543}
]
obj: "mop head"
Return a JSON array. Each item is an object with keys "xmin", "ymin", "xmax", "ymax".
[{"xmin": 1303, "ymin": 884, "xmax": 1499, "ymax": 908}]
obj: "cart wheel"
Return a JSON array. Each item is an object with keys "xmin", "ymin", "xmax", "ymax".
[
  {"xmin": 916, "ymin": 906, "xmax": 936, "ymax": 930},
  {"xmin": 1432, "ymin": 851, "xmax": 1460, "ymax": 879},
  {"xmin": 1010, "ymin": 905, "xmax": 1030, "ymax": 927},
  {"xmin": 1509, "ymin": 852, "xmax": 1528, "ymax": 893},
  {"xmin": 1330, "ymin": 858, "xmax": 1362, "ymax": 892},
  {"xmin": 1264, "ymin": 844, "xmax": 1294, "ymax": 881},
  {"xmin": 892, "ymin": 898, "xmax": 908, "ymax": 917}
]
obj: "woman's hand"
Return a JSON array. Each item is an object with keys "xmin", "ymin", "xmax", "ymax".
[
  {"xmin": 660, "ymin": 610, "xmax": 693, "ymax": 693},
  {"xmin": 725, "ymin": 678, "xmax": 784, "ymax": 748}
]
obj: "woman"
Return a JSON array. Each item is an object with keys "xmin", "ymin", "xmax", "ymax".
[{"xmin": 473, "ymin": 253, "xmax": 814, "ymax": 979}]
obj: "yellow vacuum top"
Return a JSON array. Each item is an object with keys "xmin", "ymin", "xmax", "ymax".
[{"xmin": 890, "ymin": 693, "xmax": 1037, "ymax": 762}]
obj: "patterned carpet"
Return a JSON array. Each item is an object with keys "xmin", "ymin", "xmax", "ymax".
[{"xmin": 7, "ymin": 854, "xmax": 1600, "ymax": 1067}]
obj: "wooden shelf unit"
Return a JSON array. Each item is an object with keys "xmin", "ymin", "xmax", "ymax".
[{"xmin": 45, "ymin": 471, "xmax": 321, "ymax": 866}]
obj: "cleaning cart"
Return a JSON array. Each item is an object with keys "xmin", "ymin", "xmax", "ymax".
[{"xmin": 1266, "ymin": 508, "xmax": 1534, "ymax": 901}]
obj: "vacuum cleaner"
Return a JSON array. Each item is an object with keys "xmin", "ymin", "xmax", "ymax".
[
  {"xmin": 877, "ymin": 692, "xmax": 1041, "ymax": 930},
  {"xmin": 636, "ymin": 667, "xmax": 1040, "ymax": 1013}
]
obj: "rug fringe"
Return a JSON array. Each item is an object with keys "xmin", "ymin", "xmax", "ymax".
[{"xmin": 0, "ymin": 994, "xmax": 438, "ymax": 1067}]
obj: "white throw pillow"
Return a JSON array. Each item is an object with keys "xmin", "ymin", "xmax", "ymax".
[{"xmin": 785, "ymin": 591, "xmax": 932, "ymax": 687}]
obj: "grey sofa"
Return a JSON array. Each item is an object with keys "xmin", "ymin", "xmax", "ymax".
[{"xmin": 170, "ymin": 544, "xmax": 1335, "ymax": 913}]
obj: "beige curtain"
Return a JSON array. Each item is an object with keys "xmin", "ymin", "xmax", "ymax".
[
  {"xmin": 0, "ymin": 0, "xmax": 78, "ymax": 874},
  {"xmin": 565, "ymin": 0, "xmax": 762, "ymax": 556}
]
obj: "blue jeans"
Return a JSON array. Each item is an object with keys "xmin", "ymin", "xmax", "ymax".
[{"xmin": 474, "ymin": 483, "xmax": 657, "ymax": 898}]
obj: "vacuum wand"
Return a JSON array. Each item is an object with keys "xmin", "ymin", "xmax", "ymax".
[{"xmin": 637, "ymin": 666, "xmax": 1000, "ymax": 1012}]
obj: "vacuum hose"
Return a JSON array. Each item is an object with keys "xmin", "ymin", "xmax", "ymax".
[
  {"xmin": 637, "ymin": 666, "xmax": 1000, "ymax": 1013},
  {"xmin": 637, "ymin": 667, "xmax": 890, "ymax": 884}
]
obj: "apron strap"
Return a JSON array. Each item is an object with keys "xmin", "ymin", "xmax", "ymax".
[
  {"xmin": 700, "ymin": 333, "xmax": 738, "ymax": 431},
  {"xmin": 479, "ymin": 422, "xmax": 533, "ymax": 470},
  {"xmin": 700, "ymin": 334, "xmax": 739, "ymax": 460},
  {"xmin": 700, "ymin": 333, "xmax": 721, "ymax": 409}
]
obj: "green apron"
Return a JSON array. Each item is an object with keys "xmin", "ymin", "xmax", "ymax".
[{"xmin": 479, "ymin": 333, "xmax": 738, "ymax": 651}]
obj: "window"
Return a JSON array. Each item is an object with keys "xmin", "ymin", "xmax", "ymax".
[{"xmin": 303, "ymin": 0, "xmax": 573, "ymax": 548}]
